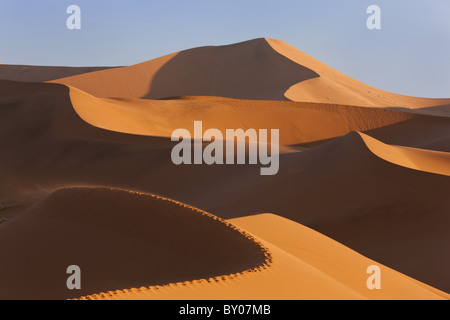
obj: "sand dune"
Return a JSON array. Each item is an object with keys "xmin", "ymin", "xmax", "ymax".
[
  {"xmin": 0, "ymin": 187, "xmax": 268, "ymax": 299},
  {"xmin": 50, "ymin": 38, "xmax": 450, "ymax": 111},
  {"xmin": 51, "ymin": 38, "xmax": 318, "ymax": 101},
  {"xmin": 1, "ymin": 37, "xmax": 449, "ymax": 300},
  {"xmin": 0, "ymin": 64, "xmax": 117, "ymax": 83},
  {"xmin": 0, "ymin": 79, "xmax": 449, "ymax": 295},
  {"xmin": 79, "ymin": 213, "xmax": 449, "ymax": 300}
]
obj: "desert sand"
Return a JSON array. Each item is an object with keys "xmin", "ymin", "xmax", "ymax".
[
  {"xmin": 78, "ymin": 213, "xmax": 448, "ymax": 300},
  {"xmin": 0, "ymin": 38, "xmax": 449, "ymax": 300}
]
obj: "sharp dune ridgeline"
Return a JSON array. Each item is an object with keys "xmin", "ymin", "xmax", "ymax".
[
  {"xmin": 0, "ymin": 187, "xmax": 269, "ymax": 300},
  {"xmin": 0, "ymin": 38, "xmax": 449, "ymax": 300}
]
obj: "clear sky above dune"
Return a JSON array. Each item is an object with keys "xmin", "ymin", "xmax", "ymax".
[{"xmin": 0, "ymin": 0, "xmax": 449, "ymax": 98}]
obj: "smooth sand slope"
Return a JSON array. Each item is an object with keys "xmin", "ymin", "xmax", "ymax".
[
  {"xmin": 51, "ymin": 38, "xmax": 450, "ymax": 112},
  {"xmin": 266, "ymin": 38, "xmax": 450, "ymax": 110},
  {"xmin": 0, "ymin": 187, "xmax": 268, "ymax": 299},
  {"xmin": 0, "ymin": 80, "xmax": 449, "ymax": 294},
  {"xmin": 0, "ymin": 64, "xmax": 117, "ymax": 82},
  {"xmin": 80, "ymin": 213, "xmax": 449, "ymax": 300}
]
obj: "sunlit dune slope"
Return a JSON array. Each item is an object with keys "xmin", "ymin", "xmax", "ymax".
[
  {"xmin": 0, "ymin": 187, "xmax": 268, "ymax": 299},
  {"xmin": 230, "ymin": 214, "xmax": 450, "ymax": 300},
  {"xmin": 81, "ymin": 213, "xmax": 449, "ymax": 300},
  {"xmin": 358, "ymin": 132, "xmax": 450, "ymax": 176},
  {"xmin": 266, "ymin": 38, "xmax": 450, "ymax": 109}
]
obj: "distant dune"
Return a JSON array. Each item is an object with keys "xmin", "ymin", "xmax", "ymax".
[
  {"xmin": 50, "ymin": 38, "xmax": 450, "ymax": 112},
  {"xmin": 0, "ymin": 37, "xmax": 449, "ymax": 299},
  {"xmin": 0, "ymin": 64, "xmax": 117, "ymax": 82}
]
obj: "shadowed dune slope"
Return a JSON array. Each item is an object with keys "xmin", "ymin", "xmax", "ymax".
[
  {"xmin": 0, "ymin": 187, "xmax": 268, "ymax": 300},
  {"xmin": 0, "ymin": 64, "xmax": 117, "ymax": 82},
  {"xmin": 51, "ymin": 38, "xmax": 450, "ymax": 110},
  {"xmin": 80, "ymin": 213, "xmax": 449, "ymax": 300}
]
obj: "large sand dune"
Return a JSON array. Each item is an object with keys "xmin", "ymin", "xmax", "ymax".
[
  {"xmin": 0, "ymin": 38, "xmax": 449, "ymax": 299},
  {"xmin": 50, "ymin": 38, "xmax": 450, "ymax": 111},
  {"xmin": 51, "ymin": 38, "xmax": 319, "ymax": 101}
]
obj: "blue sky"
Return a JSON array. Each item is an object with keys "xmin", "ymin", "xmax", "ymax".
[{"xmin": 0, "ymin": 0, "xmax": 449, "ymax": 98}]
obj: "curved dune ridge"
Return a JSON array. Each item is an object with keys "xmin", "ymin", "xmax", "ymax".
[
  {"xmin": 50, "ymin": 38, "xmax": 450, "ymax": 111},
  {"xmin": 358, "ymin": 132, "xmax": 450, "ymax": 177},
  {"xmin": 67, "ymin": 86, "xmax": 450, "ymax": 150},
  {"xmin": 79, "ymin": 214, "xmax": 449, "ymax": 300},
  {"xmin": 0, "ymin": 187, "xmax": 270, "ymax": 300}
]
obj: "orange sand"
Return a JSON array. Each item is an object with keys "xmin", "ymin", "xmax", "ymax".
[{"xmin": 0, "ymin": 38, "xmax": 449, "ymax": 300}]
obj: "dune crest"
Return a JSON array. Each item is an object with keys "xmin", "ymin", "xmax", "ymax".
[
  {"xmin": 358, "ymin": 132, "xmax": 450, "ymax": 176},
  {"xmin": 0, "ymin": 187, "xmax": 269, "ymax": 299}
]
